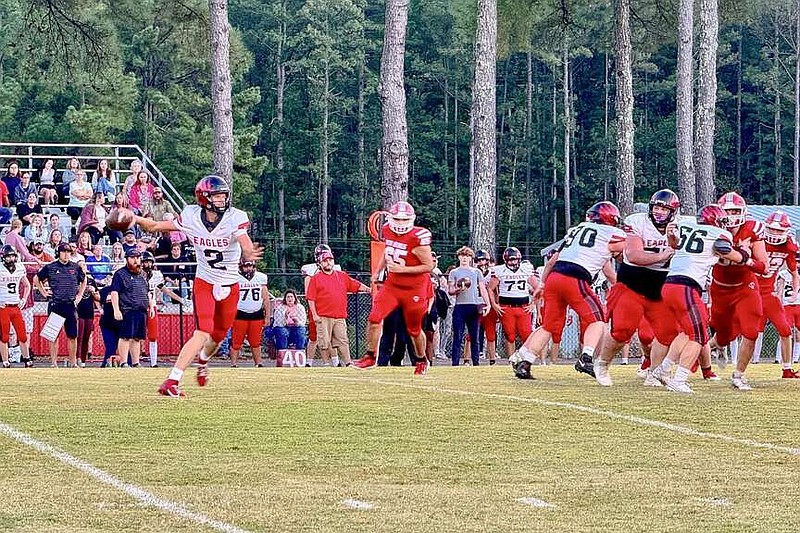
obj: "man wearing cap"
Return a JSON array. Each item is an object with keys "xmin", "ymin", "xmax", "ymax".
[
  {"xmin": 121, "ymin": 229, "xmax": 139, "ymax": 256},
  {"xmin": 109, "ymin": 249, "xmax": 151, "ymax": 367},
  {"xmin": 306, "ymin": 250, "xmax": 370, "ymax": 366},
  {"xmin": 34, "ymin": 242, "xmax": 87, "ymax": 367},
  {"xmin": 230, "ymin": 260, "xmax": 270, "ymax": 367},
  {"xmin": 29, "ymin": 239, "xmax": 54, "ymax": 263}
]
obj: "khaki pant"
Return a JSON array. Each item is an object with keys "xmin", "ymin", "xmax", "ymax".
[{"xmin": 318, "ymin": 317, "xmax": 351, "ymax": 361}]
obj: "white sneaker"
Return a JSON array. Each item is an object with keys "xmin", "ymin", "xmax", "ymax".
[
  {"xmin": 710, "ymin": 344, "xmax": 727, "ymax": 370},
  {"xmin": 731, "ymin": 374, "xmax": 753, "ymax": 391},
  {"xmin": 643, "ymin": 371, "xmax": 664, "ymax": 387},
  {"xmin": 508, "ymin": 351, "xmax": 521, "ymax": 371},
  {"xmin": 594, "ymin": 362, "xmax": 613, "ymax": 386},
  {"xmin": 636, "ymin": 367, "xmax": 649, "ymax": 379},
  {"xmin": 665, "ymin": 378, "xmax": 694, "ymax": 394},
  {"xmin": 651, "ymin": 366, "xmax": 670, "ymax": 386}
]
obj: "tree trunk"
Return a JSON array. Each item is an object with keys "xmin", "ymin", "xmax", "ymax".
[
  {"xmin": 676, "ymin": 0, "xmax": 697, "ymax": 214},
  {"xmin": 357, "ymin": 51, "xmax": 367, "ymax": 235},
  {"xmin": 525, "ymin": 48, "xmax": 533, "ymax": 257},
  {"xmin": 470, "ymin": 0, "xmax": 498, "ymax": 252},
  {"xmin": 604, "ymin": 51, "xmax": 611, "ymax": 201},
  {"xmin": 379, "ymin": 0, "xmax": 410, "ymax": 209},
  {"xmin": 563, "ymin": 42, "xmax": 572, "ymax": 228},
  {"xmin": 454, "ymin": 82, "xmax": 459, "ymax": 244},
  {"xmin": 694, "ymin": 0, "xmax": 719, "ymax": 207},
  {"xmin": 320, "ymin": 62, "xmax": 330, "ymax": 243},
  {"xmin": 774, "ymin": 20, "xmax": 783, "ymax": 204},
  {"xmin": 552, "ymin": 73, "xmax": 558, "ymax": 241},
  {"xmin": 737, "ymin": 27, "xmax": 743, "ymax": 188},
  {"xmin": 276, "ymin": 5, "xmax": 287, "ymax": 271},
  {"xmin": 615, "ymin": 0, "xmax": 634, "ymax": 217},
  {"xmin": 208, "ymin": 0, "xmax": 234, "ymax": 186}
]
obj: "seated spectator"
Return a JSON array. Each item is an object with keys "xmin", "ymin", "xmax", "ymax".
[
  {"xmin": 2, "ymin": 160, "xmax": 22, "ymax": 198},
  {"xmin": 46, "ymin": 213, "xmax": 71, "ymax": 239},
  {"xmin": 122, "ymin": 159, "xmax": 143, "ymax": 195},
  {"xmin": 161, "ymin": 242, "xmax": 191, "ymax": 281},
  {"xmin": 38, "ymin": 158, "xmax": 58, "ymax": 205},
  {"xmin": 109, "ymin": 241, "xmax": 125, "ymax": 270},
  {"xmin": 128, "ymin": 171, "xmax": 155, "ymax": 214},
  {"xmin": 29, "ymin": 238, "xmax": 54, "ymax": 263},
  {"xmin": 121, "ymin": 229, "xmax": 138, "ymax": 255},
  {"xmin": 67, "ymin": 170, "xmax": 93, "ymax": 219},
  {"xmin": 60, "ymin": 157, "xmax": 81, "ymax": 199},
  {"xmin": 13, "ymin": 172, "xmax": 37, "ymax": 205},
  {"xmin": 143, "ymin": 186, "xmax": 175, "ymax": 222},
  {"xmin": 91, "ymin": 159, "xmax": 118, "ymax": 202},
  {"xmin": 272, "ymin": 290, "xmax": 308, "ymax": 350},
  {"xmin": 76, "ymin": 230, "xmax": 93, "ymax": 257},
  {"xmin": 162, "ymin": 212, "xmax": 187, "ymax": 245},
  {"xmin": 152, "ymin": 229, "xmax": 173, "ymax": 261},
  {"xmin": 78, "ymin": 192, "xmax": 112, "ymax": 244},
  {"xmin": 17, "ymin": 192, "xmax": 43, "ymax": 227},
  {"xmin": 85, "ymin": 243, "xmax": 113, "ymax": 284},
  {"xmin": 44, "ymin": 228, "xmax": 65, "ymax": 258},
  {"xmin": 0, "ymin": 179, "xmax": 10, "ymax": 224},
  {"xmin": 22, "ymin": 213, "xmax": 48, "ymax": 244}
]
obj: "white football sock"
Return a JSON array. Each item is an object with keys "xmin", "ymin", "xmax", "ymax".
[
  {"xmin": 149, "ymin": 342, "xmax": 158, "ymax": 366},
  {"xmin": 168, "ymin": 367, "xmax": 184, "ymax": 381}
]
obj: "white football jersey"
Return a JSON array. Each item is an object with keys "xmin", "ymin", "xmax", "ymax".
[
  {"xmin": 557, "ymin": 221, "xmax": 626, "ymax": 278},
  {"xmin": 174, "ymin": 205, "xmax": 250, "ymax": 285},
  {"xmin": 667, "ymin": 219, "xmax": 732, "ymax": 288},
  {"xmin": 237, "ymin": 272, "xmax": 269, "ymax": 313},
  {"xmin": 779, "ymin": 270, "xmax": 799, "ymax": 306},
  {"xmin": 621, "ymin": 213, "xmax": 677, "ymax": 271},
  {"xmin": 147, "ymin": 269, "xmax": 165, "ymax": 298},
  {"xmin": 491, "ymin": 262, "xmax": 536, "ymax": 299},
  {"xmin": 0, "ymin": 263, "xmax": 26, "ymax": 305}
]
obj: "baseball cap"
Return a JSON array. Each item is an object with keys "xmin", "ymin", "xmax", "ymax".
[
  {"xmin": 57, "ymin": 243, "xmax": 71, "ymax": 253},
  {"xmin": 318, "ymin": 251, "xmax": 334, "ymax": 261},
  {"xmin": 32, "ymin": 238, "xmax": 44, "ymax": 245},
  {"xmin": 125, "ymin": 249, "xmax": 142, "ymax": 258},
  {"xmin": 124, "ymin": 229, "xmax": 135, "ymax": 236}
]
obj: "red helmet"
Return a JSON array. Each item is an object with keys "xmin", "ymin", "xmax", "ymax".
[
  {"xmin": 314, "ymin": 244, "xmax": 331, "ymax": 263},
  {"xmin": 765, "ymin": 210, "xmax": 792, "ymax": 245},
  {"xmin": 586, "ymin": 201, "xmax": 621, "ymax": 227},
  {"xmin": 697, "ymin": 205, "xmax": 728, "ymax": 228},
  {"xmin": 195, "ymin": 175, "xmax": 230, "ymax": 215},
  {"xmin": 717, "ymin": 192, "xmax": 747, "ymax": 228},
  {"xmin": 503, "ymin": 247, "xmax": 522, "ymax": 271},
  {"xmin": 387, "ymin": 201, "xmax": 416, "ymax": 235},
  {"xmin": 648, "ymin": 189, "xmax": 680, "ymax": 228}
]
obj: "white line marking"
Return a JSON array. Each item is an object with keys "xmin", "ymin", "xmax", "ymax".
[
  {"xmin": 699, "ymin": 497, "xmax": 732, "ymax": 507},
  {"xmin": 517, "ymin": 497, "xmax": 555, "ymax": 508},
  {"xmin": 326, "ymin": 376, "xmax": 800, "ymax": 456},
  {"xmin": 342, "ymin": 499, "xmax": 375, "ymax": 510},
  {"xmin": 0, "ymin": 422, "xmax": 251, "ymax": 533}
]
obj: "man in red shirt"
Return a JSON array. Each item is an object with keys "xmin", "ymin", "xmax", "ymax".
[{"xmin": 306, "ymin": 251, "xmax": 370, "ymax": 366}]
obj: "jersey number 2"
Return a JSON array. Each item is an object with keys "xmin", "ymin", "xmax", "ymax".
[{"xmin": 204, "ymin": 250, "xmax": 227, "ymax": 270}]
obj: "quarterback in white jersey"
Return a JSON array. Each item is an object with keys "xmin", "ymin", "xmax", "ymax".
[
  {"xmin": 135, "ymin": 175, "xmax": 263, "ymax": 398},
  {"xmin": 230, "ymin": 261, "xmax": 270, "ymax": 367},
  {"xmin": 0, "ymin": 246, "xmax": 31, "ymax": 367}
]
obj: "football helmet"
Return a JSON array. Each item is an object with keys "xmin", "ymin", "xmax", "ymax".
[
  {"xmin": 765, "ymin": 210, "xmax": 792, "ymax": 245},
  {"xmin": 1, "ymin": 245, "xmax": 17, "ymax": 268},
  {"xmin": 387, "ymin": 201, "xmax": 416, "ymax": 235},
  {"xmin": 648, "ymin": 189, "xmax": 680, "ymax": 228},
  {"xmin": 475, "ymin": 249, "xmax": 491, "ymax": 264},
  {"xmin": 195, "ymin": 175, "xmax": 231, "ymax": 215},
  {"xmin": 586, "ymin": 201, "xmax": 621, "ymax": 227},
  {"xmin": 240, "ymin": 260, "xmax": 256, "ymax": 280},
  {"xmin": 717, "ymin": 192, "xmax": 747, "ymax": 229},
  {"xmin": 314, "ymin": 244, "xmax": 331, "ymax": 263},
  {"xmin": 503, "ymin": 247, "xmax": 522, "ymax": 271},
  {"xmin": 697, "ymin": 205, "xmax": 728, "ymax": 229}
]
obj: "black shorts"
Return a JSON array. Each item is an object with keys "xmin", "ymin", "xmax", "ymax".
[
  {"xmin": 119, "ymin": 309, "xmax": 147, "ymax": 340},
  {"xmin": 48, "ymin": 301, "xmax": 78, "ymax": 339}
]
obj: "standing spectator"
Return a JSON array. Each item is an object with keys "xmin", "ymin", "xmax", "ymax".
[
  {"xmin": 44, "ymin": 229, "xmax": 65, "ymax": 258},
  {"xmin": 98, "ymin": 284, "xmax": 119, "ymax": 367},
  {"xmin": 13, "ymin": 172, "xmax": 37, "ymax": 206},
  {"xmin": 378, "ymin": 308, "xmax": 416, "ymax": 366},
  {"xmin": 22, "ymin": 214, "xmax": 48, "ymax": 244},
  {"xmin": 448, "ymin": 246, "xmax": 491, "ymax": 366},
  {"xmin": 85, "ymin": 243, "xmax": 112, "ymax": 284},
  {"xmin": 109, "ymin": 249, "xmax": 151, "ymax": 367},
  {"xmin": 17, "ymin": 193, "xmax": 44, "ymax": 227},
  {"xmin": 67, "ymin": 170, "xmax": 93, "ymax": 220},
  {"xmin": 91, "ymin": 159, "xmax": 117, "ymax": 202},
  {"xmin": 2, "ymin": 161, "xmax": 22, "ymax": 199},
  {"xmin": 78, "ymin": 192, "xmax": 112, "ymax": 244},
  {"xmin": 306, "ymin": 250, "xmax": 369, "ymax": 367},
  {"xmin": 4, "ymin": 219, "xmax": 39, "ymax": 264},
  {"xmin": 144, "ymin": 187, "xmax": 175, "ymax": 222},
  {"xmin": 0, "ymin": 246, "xmax": 32, "ymax": 368},
  {"xmin": 75, "ymin": 277, "xmax": 99, "ymax": 367},
  {"xmin": 122, "ymin": 159, "xmax": 144, "ymax": 195},
  {"xmin": 33, "ymin": 243, "xmax": 87, "ymax": 367},
  {"xmin": 38, "ymin": 159, "xmax": 58, "ymax": 205},
  {"xmin": 272, "ymin": 290, "xmax": 308, "ymax": 350},
  {"xmin": 128, "ymin": 171, "xmax": 155, "ymax": 214},
  {"xmin": 230, "ymin": 260, "xmax": 270, "ymax": 367},
  {"xmin": 60, "ymin": 157, "xmax": 81, "ymax": 199}
]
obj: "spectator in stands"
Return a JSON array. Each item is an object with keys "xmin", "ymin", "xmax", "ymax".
[
  {"xmin": 161, "ymin": 242, "xmax": 191, "ymax": 293},
  {"xmin": 152, "ymin": 226, "xmax": 173, "ymax": 260},
  {"xmin": 67, "ymin": 170, "xmax": 93, "ymax": 220},
  {"xmin": 13, "ymin": 172, "xmax": 37, "ymax": 206},
  {"xmin": 29, "ymin": 238, "xmax": 54, "ymax": 264},
  {"xmin": 121, "ymin": 229, "xmax": 138, "ymax": 255},
  {"xmin": 44, "ymin": 229, "xmax": 65, "ymax": 258},
  {"xmin": 38, "ymin": 159, "xmax": 58, "ymax": 205},
  {"xmin": 60, "ymin": 157, "xmax": 81, "ymax": 199},
  {"xmin": 122, "ymin": 159, "xmax": 143, "ymax": 195},
  {"xmin": 4, "ymin": 218, "xmax": 39, "ymax": 264},
  {"xmin": 128, "ymin": 171, "xmax": 155, "ymax": 214},
  {"xmin": 110, "ymin": 249, "xmax": 150, "ymax": 367},
  {"xmin": 78, "ymin": 191, "xmax": 111, "ymax": 245},
  {"xmin": 47, "ymin": 213, "xmax": 71, "ymax": 239},
  {"xmin": 22, "ymin": 214, "xmax": 48, "ymax": 243},
  {"xmin": 163, "ymin": 212, "xmax": 187, "ymax": 246},
  {"xmin": 91, "ymin": 159, "xmax": 117, "ymax": 202},
  {"xmin": 76, "ymin": 231, "xmax": 93, "ymax": 258},
  {"xmin": 2, "ymin": 161, "xmax": 22, "ymax": 198},
  {"xmin": 17, "ymin": 193, "xmax": 43, "ymax": 227},
  {"xmin": 110, "ymin": 241, "xmax": 125, "ymax": 265},
  {"xmin": 0, "ymin": 179, "xmax": 11, "ymax": 224},
  {"xmin": 272, "ymin": 290, "xmax": 308, "ymax": 350},
  {"xmin": 143, "ymin": 186, "xmax": 175, "ymax": 222}
]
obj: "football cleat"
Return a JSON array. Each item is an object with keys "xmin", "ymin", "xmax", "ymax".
[
  {"xmin": 781, "ymin": 368, "xmax": 800, "ymax": 379},
  {"xmin": 514, "ymin": 360, "xmax": 535, "ymax": 380},
  {"xmin": 650, "ymin": 366, "xmax": 670, "ymax": 387},
  {"xmin": 731, "ymin": 374, "xmax": 753, "ymax": 391},
  {"xmin": 413, "ymin": 359, "xmax": 428, "ymax": 376},
  {"xmin": 594, "ymin": 362, "xmax": 613, "ymax": 386},
  {"xmin": 702, "ymin": 368, "xmax": 721, "ymax": 381},
  {"xmin": 158, "ymin": 379, "xmax": 186, "ymax": 398},
  {"xmin": 643, "ymin": 372, "xmax": 664, "ymax": 387},
  {"xmin": 574, "ymin": 353, "xmax": 596, "ymax": 378},
  {"xmin": 2, "ymin": 361, "xmax": 10, "ymax": 368},
  {"xmin": 196, "ymin": 365, "xmax": 209, "ymax": 387},
  {"xmin": 353, "ymin": 354, "xmax": 377, "ymax": 369},
  {"xmin": 665, "ymin": 378, "xmax": 694, "ymax": 394}
]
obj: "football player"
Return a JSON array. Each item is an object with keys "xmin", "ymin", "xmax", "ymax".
[
  {"xmin": 141, "ymin": 251, "xmax": 185, "ymax": 368},
  {"xmin": 0, "ymin": 246, "xmax": 31, "ymax": 368},
  {"xmin": 778, "ymin": 266, "xmax": 800, "ymax": 364},
  {"xmin": 487, "ymin": 247, "xmax": 538, "ymax": 359},
  {"xmin": 230, "ymin": 260, "xmax": 270, "ymax": 367}
]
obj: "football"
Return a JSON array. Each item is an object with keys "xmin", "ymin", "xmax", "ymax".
[
  {"xmin": 456, "ymin": 277, "xmax": 472, "ymax": 289},
  {"xmin": 106, "ymin": 207, "xmax": 136, "ymax": 231}
]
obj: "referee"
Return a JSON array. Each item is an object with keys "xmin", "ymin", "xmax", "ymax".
[
  {"xmin": 34, "ymin": 242, "xmax": 87, "ymax": 368},
  {"xmin": 110, "ymin": 249, "xmax": 151, "ymax": 367}
]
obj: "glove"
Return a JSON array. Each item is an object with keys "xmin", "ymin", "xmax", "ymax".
[{"xmin": 712, "ymin": 238, "xmax": 732, "ymax": 255}]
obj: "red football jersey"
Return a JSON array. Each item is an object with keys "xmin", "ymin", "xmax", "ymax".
[
  {"xmin": 712, "ymin": 219, "xmax": 765, "ymax": 285},
  {"xmin": 756, "ymin": 237, "xmax": 798, "ymax": 292},
  {"xmin": 381, "ymin": 224, "xmax": 433, "ymax": 290}
]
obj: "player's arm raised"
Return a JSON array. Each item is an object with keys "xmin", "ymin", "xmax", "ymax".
[
  {"xmin": 236, "ymin": 232, "xmax": 264, "ymax": 263},
  {"xmin": 134, "ymin": 215, "xmax": 177, "ymax": 234}
]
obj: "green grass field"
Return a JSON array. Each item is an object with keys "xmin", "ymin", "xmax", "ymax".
[{"xmin": 2, "ymin": 364, "xmax": 800, "ymax": 532}]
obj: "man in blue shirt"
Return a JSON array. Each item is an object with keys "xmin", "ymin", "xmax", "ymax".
[
  {"xmin": 110, "ymin": 249, "xmax": 151, "ymax": 367},
  {"xmin": 85, "ymin": 243, "xmax": 112, "ymax": 284}
]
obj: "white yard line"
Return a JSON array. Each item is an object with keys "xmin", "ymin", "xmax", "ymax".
[
  {"xmin": 326, "ymin": 376, "xmax": 800, "ymax": 457},
  {"xmin": 342, "ymin": 498, "xmax": 375, "ymax": 510},
  {"xmin": 517, "ymin": 497, "xmax": 556, "ymax": 508},
  {"xmin": 0, "ymin": 422, "xmax": 251, "ymax": 533}
]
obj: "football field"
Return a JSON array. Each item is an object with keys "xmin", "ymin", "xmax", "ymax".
[{"xmin": 1, "ymin": 364, "xmax": 799, "ymax": 532}]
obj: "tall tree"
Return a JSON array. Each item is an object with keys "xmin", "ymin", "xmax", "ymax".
[
  {"xmin": 615, "ymin": 0, "xmax": 634, "ymax": 217},
  {"xmin": 470, "ymin": 0, "xmax": 498, "ymax": 251},
  {"xmin": 676, "ymin": 0, "xmax": 697, "ymax": 213},
  {"xmin": 209, "ymin": 0, "xmax": 234, "ymax": 185},
  {"xmin": 380, "ymin": 0, "xmax": 410, "ymax": 208},
  {"xmin": 695, "ymin": 0, "xmax": 719, "ymax": 207}
]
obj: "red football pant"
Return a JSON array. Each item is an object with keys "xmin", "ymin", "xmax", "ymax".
[
  {"xmin": 785, "ymin": 305, "xmax": 800, "ymax": 330},
  {"xmin": 499, "ymin": 305, "xmax": 532, "ymax": 343},
  {"xmin": 307, "ymin": 306, "xmax": 317, "ymax": 342},
  {"xmin": 192, "ymin": 277, "xmax": 241, "ymax": 343},
  {"xmin": 147, "ymin": 309, "xmax": 159, "ymax": 342},
  {"xmin": 709, "ymin": 281, "xmax": 762, "ymax": 345},
  {"xmin": 637, "ymin": 316, "xmax": 655, "ymax": 346},
  {"xmin": 0, "ymin": 306, "xmax": 27, "ymax": 343},
  {"xmin": 231, "ymin": 319, "xmax": 264, "ymax": 350},
  {"xmin": 606, "ymin": 283, "xmax": 677, "ymax": 345},
  {"xmin": 759, "ymin": 292, "xmax": 792, "ymax": 337},
  {"xmin": 480, "ymin": 307, "xmax": 498, "ymax": 342},
  {"xmin": 368, "ymin": 284, "xmax": 429, "ymax": 337},
  {"xmin": 661, "ymin": 282, "xmax": 710, "ymax": 345},
  {"xmin": 541, "ymin": 272, "xmax": 604, "ymax": 338}
]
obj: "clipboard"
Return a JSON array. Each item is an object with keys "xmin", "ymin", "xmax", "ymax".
[{"xmin": 40, "ymin": 313, "xmax": 66, "ymax": 342}]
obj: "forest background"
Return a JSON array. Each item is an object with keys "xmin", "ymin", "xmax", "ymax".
[{"xmin": 0, "ymin": 0, "xmax": 797, "ymax": 273}]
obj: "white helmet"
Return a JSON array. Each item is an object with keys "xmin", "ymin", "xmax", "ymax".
[
  {"xmin": 717, "ymin": 192, "xmax": 747, "ymax": 229},
  {"xmin": 387, "ymin": 201, "xmax": 416, "ymax": 235},
  {"xmin": 765, "ymin": 210, "xmax": 792, "ymax": 245}
]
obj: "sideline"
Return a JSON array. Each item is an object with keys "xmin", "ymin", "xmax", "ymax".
[
  {"xmin": 326, "ymin": 376, "xmax": 800, "ymax": 457},
  {"xmin": 0, "ymin": 422, "xmax": 251, "ymax": 533}
]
